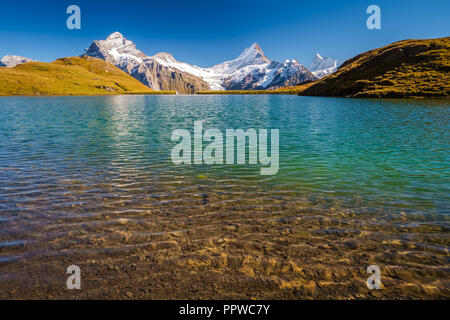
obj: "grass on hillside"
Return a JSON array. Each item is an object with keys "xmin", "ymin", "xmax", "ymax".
[
  {"xmin": 301, "ymin": 37, "xmax": 450, "ymax": 99},
  {"xmin": 0, "ymin": 56, "xmax": 174, "ymax": 96},
  {"xmin": 198, "ymin": 82, "xmax": 316, "ymax": 95}
]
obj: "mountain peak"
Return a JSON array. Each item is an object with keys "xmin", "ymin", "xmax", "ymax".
[
  {"xmin": 283, "ymin": 58, "xmax": 300, "ymax": 66},
  {"xmin": 0, "ymin": 55, "xmax": 32, "ymax": 67},
  {"xmin": 309, "ymin": 53, "xmax": 341, "ymax": 79},
  {"xmin": 311, "ymin": 53, "xmax": 324, "ymax": 67},
  {"xmin": 106, "ymin": 32, "xmax": 124, "ymax": 41},
  {"xmin": 235, "ymin": 42, "xmax": 270, "ymax": 65},
  {"xmin": 251, "ymin": 43, "xmax": 263, "ymax": 54},
  {"xmin": 84, "ymin": 32, "xmax": 146, "ymax": 70},
  {"xmin": 246, "ymin": 42, "xmax": 265, "ymax": 56}
]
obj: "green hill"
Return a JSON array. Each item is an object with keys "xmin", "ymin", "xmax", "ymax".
[
  {"xmin": 300, "ymin": 37, "xmax": 450, "ymax": 99},
  {"xmin": 0, "ymin": 56, "xmax": 158, "ymax": 96}
]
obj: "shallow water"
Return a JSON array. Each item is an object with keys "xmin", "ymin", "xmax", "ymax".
[{"xmin": 0, "ymin": 95, "xmax": 449, "ymax": 299}]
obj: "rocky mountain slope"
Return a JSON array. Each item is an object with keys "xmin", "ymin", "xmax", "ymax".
[
  {"xmin": 301, "ymin": 37, "xmax": 450, "ymax": 99},
  {"xmin": 83, "ymin": 33, "xmax": 317, "ymax": 92},
  {"xmin": 84, "ymin": 32, "xmax": 209, "ymax": 94},
  {"xmin": 0, "ymin": 56, "xmax": 154, "ymax": 96},
  {"xmin": 212, "ymin": 43, "xmax": 316, "ymax": 90},
  {"xmin": 0, "ymin": 55, "xmax": 32, "ymax": 67},
  {"xmin": 171, "ymin": 42, "xmax": 316, "ymax": 90}
]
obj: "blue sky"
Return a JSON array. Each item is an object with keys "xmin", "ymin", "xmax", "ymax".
[{"xmin": 0, "ymin": 0, "xmax": 449, "ymax": 67}]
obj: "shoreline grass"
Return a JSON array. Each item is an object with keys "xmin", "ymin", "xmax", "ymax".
[
  {"xmin": 0, "ymin": 91, "xmax": 178, "ymax": 97},
  {"xmin": 198, "ymin": 82, "xmax": 316, "ymax": 95}
]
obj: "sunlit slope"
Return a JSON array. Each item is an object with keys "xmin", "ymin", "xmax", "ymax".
[
  {"xmin": 301, "ymin": 37, "xmax": 450, "ymax": 99},
  {"xmin": 0, "ymin": 56, "xmax": 154, "ymax": 96}
]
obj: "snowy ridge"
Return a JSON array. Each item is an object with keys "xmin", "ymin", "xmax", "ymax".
[
  {"xmin": 149, "ymin": 43, "xmax": 276, "ymax": 90},
  {"xmin": 150, "ymin": 42, "xmax": 316, "ymax": 90},
  {"xmin": 84, "ymin": 32, "xmax": 147, "ymax": 73},
  {"xmin": 0, "ymin": 55, "xmax": 32, "ymax": 68},
  {"xmin": 83, "ymin": 32, "xmax": 321, "ymax": 91},
  {"xmin": 309, "ymin": 53, "xmax": 341, "ymax": 78},
  {"xmin": 152, "ymin": 52, "xmax": 225, "ymax": 90}
]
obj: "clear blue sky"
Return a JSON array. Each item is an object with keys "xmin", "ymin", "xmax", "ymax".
[{"xmin": 0, "ymin": 0, "xmax": 449, "ymax": 67}]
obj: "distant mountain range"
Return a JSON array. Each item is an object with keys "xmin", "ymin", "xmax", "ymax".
[
  {"xmin": 0, "ymin": 55, "xmax": 32, "ymax": 68},
  {"xmin": 309, "ymin": 53, "xmax": 341, "ymax": 78},
  {"xmin": 1, "ymin": 36, "xmax": 448, "ymax": 98},
  {"xmin": 0, "ymin": 32, "xmax": 340, "ymax": 93},
  {"xmin": 83, "ymin": 32, "xmax": 338, "ymax": 93}
]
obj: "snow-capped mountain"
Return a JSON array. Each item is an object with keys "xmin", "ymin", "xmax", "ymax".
[
  {"xmin": 151, "ymin": 42, "xmax": 316, "ymax": 90},
  {"xmin": 309, "ymin": 53, "xmax": 341, "ymax": 78},
  {"xmin": 208, "ymin": 43, "xmax": 316, "ymax": 90},
  {"xmin": 83, "ymin": 32, "xmax": 146, "ymax": 73},
  {"xmin": 84, "ymin": 32, "xmax": 209, "ymax": 93},
  {"xmin": 209, "ymin": 43, "xmax": 272, "ymax": 89},
  {"xmin": 83, "ymin": 32, "xmax": 317, "ymax": 92},
  {"xmin": 0, "ymin": 55, "xmax": 32, "ymax": 67}
]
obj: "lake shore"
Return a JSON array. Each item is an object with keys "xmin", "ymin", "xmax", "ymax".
[{"xmin": 1, "ymin": 193, "xmax": 448, "ymax": 300}]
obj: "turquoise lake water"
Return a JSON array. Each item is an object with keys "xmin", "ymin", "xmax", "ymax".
[
  {"xmin": 0, "ymin": 95, "xmax": 448, "ymax": 217},
  {"xmin": 0, "ymin": 95, "xmax": 449, "ymax": 298}
]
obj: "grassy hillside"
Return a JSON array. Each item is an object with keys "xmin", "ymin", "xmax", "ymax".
[
  {"xmin": 301, "ymin": 37, "xmax": 450, "ymax": 99},
  {"xmin": 0, "ymin": 56, "xmax": 165, "ymax": 96}
]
